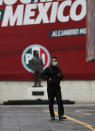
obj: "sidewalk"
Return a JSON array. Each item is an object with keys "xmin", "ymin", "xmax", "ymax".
[{"xmin": 0, "ymin": 104, "xmax": 95, "ymax": 131}]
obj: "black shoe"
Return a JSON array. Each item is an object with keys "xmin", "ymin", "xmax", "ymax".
[
  {"xmin": 51, "ymin": 117, "xmax": 55, "ymax": 120},
  {"xmin": 59, "ymin": 116, "xmax": 66, "ymax": 121}
]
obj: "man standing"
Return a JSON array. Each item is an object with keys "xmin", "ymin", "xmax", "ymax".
[
  {"xmin": 31, "ymin": 51, "xmax": 43, "ymax": 87},
  {"xmin": 41, "ymin": 57, "xmax": 66, "ymax": 120}
]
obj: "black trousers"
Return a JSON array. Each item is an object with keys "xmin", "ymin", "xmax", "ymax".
[{"xmin": 47, "ymin": 88, "xmax": 64, "ymax": 117}]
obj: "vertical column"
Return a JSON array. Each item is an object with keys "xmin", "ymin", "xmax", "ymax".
[{"xmin": 87, "ymin": 0, "xmax": 95, "ymax": 61}]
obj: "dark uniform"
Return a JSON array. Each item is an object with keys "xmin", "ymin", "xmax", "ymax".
[{"xmin": 41, "ymin": 65, "xmax": 64, "ymax": 118}]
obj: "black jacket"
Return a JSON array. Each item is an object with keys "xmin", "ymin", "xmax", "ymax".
[{"xmin": 41, "ymin": 65, "xmax": 63, "ymax": 88}]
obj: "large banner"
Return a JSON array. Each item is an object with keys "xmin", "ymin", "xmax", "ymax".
[{"xmin": 0, "ymin": 0, "xmax": 95, "ymax": 80}]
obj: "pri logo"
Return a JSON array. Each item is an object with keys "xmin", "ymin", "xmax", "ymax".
[{"xmin": 21, "ymin": 44, "xmax": 50, "ymax": 72}]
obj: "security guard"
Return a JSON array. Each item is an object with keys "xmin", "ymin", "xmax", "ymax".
[{"xmin": 41, "ymin": 57, "xmax": 66, "ymax": 120}]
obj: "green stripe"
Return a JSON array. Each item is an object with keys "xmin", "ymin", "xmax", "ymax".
[
  {"xmin": 0, "ymin": 10, "xmax": 5, "ymax": 20},
  {"xmin": 31, "ymin": 0, "xmax": 35, "ymax": 2}
]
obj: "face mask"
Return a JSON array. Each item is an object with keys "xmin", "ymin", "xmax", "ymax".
[{"xmin": 53, "ymin": 62, "xmax": 58, "ymax": 66}]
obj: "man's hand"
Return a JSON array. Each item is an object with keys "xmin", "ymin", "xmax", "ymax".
[
  {"xmin": 57, "ymin": 73, "xmax": 61, "ymax": 77},
  {"xmin": 49, "ymin": 78, "xmax": 52, "ymax": 81}
]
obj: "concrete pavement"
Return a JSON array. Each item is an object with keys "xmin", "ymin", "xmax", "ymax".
[{"xmin": 0, "ymin": 104, "xmax": 95, "ymax": 131}]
